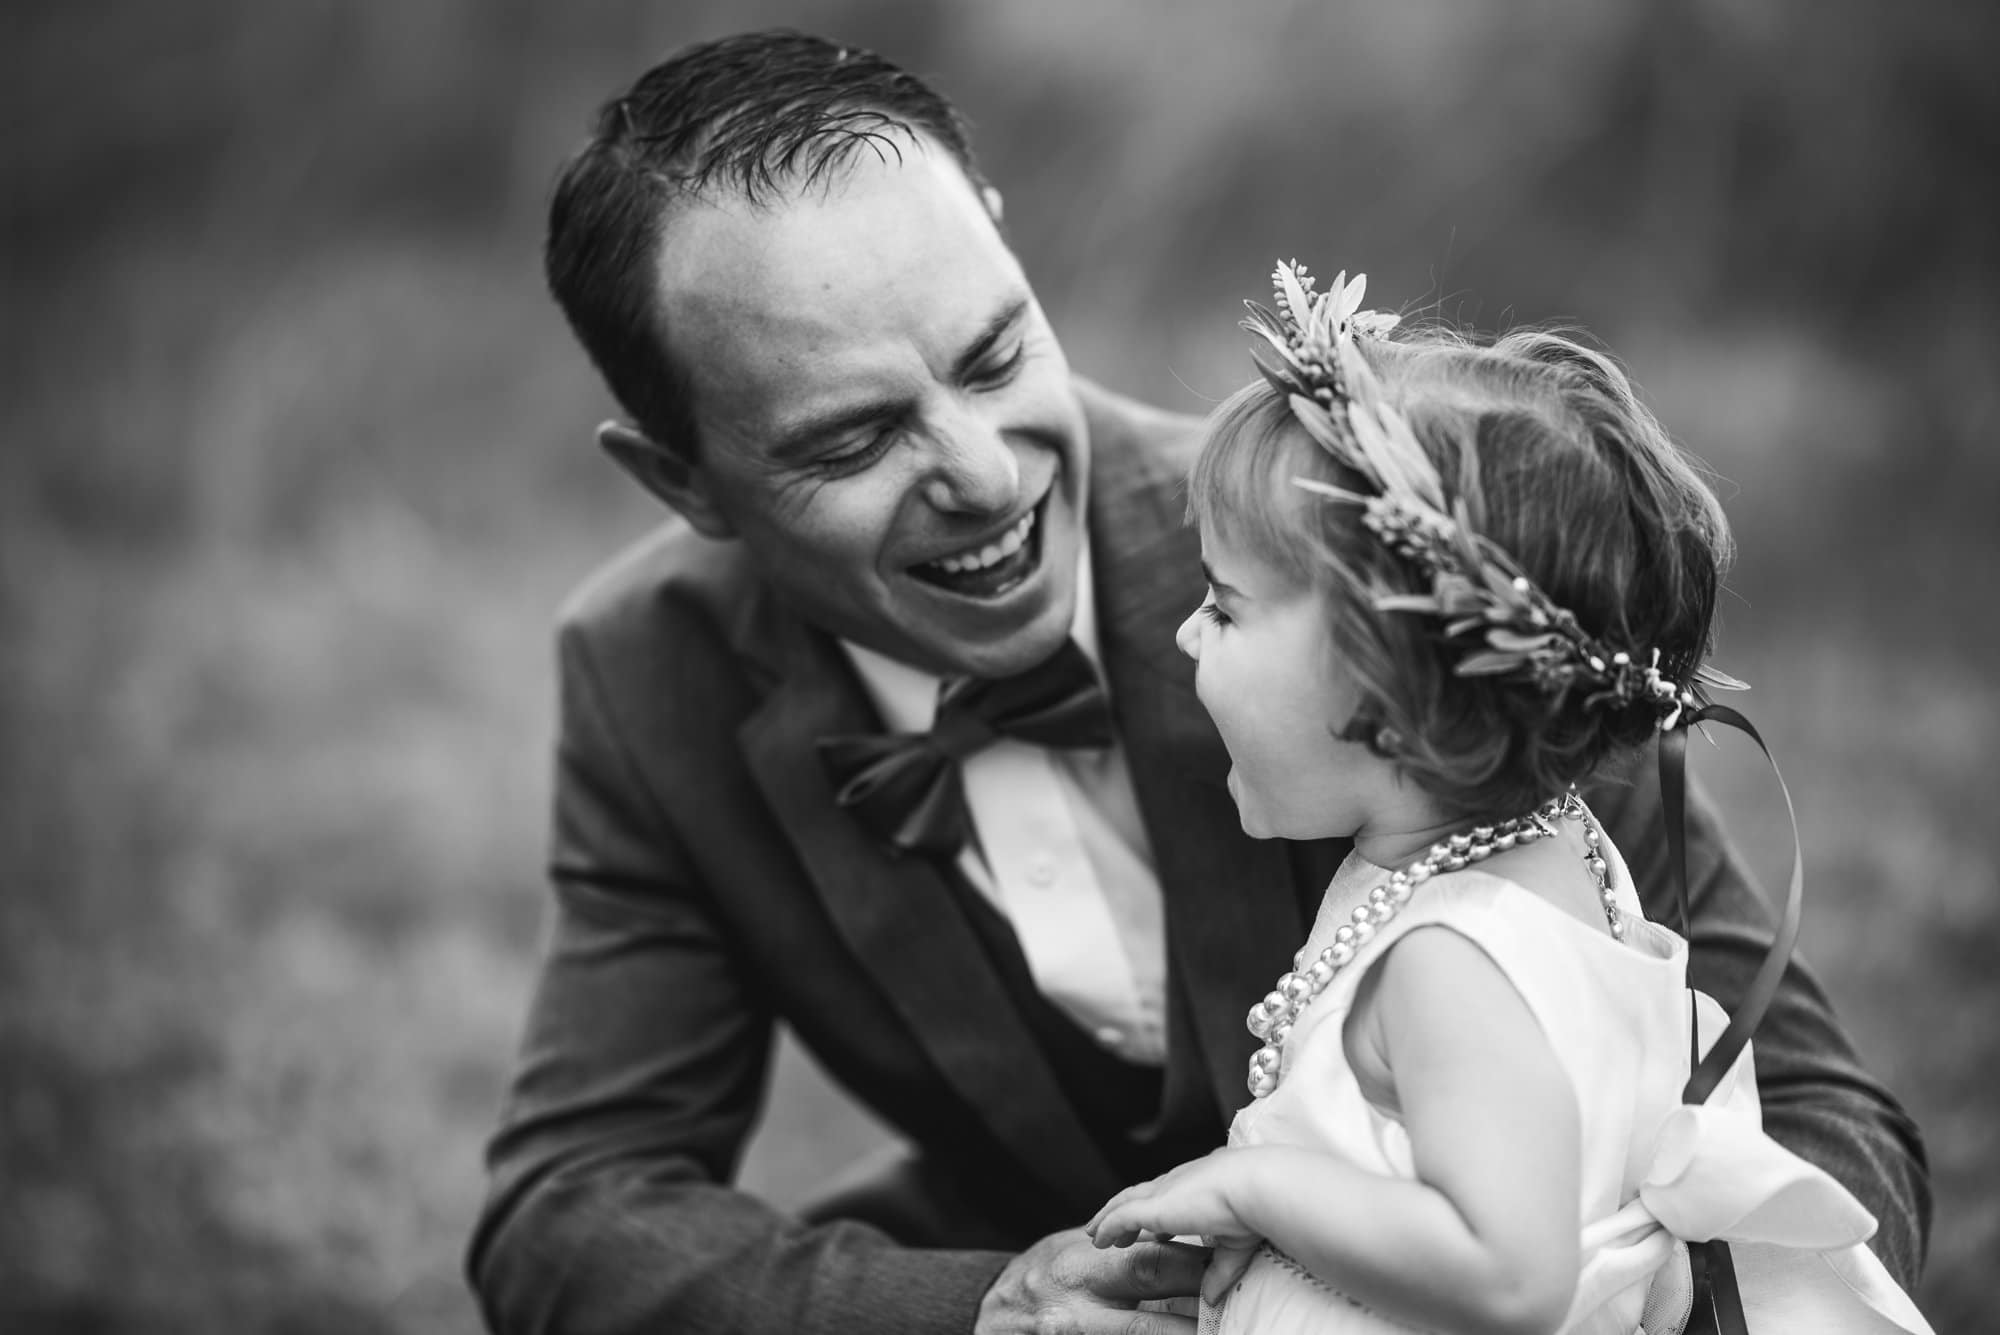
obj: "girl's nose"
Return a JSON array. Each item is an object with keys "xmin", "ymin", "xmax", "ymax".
[{"xmin": 1174, "ymin": 609, "xmax": 1203, "ymax": 661}]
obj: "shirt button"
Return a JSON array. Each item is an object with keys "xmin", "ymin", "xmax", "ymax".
[{"xmin": 1028, "ymin": 859, "xmax": 1057, "ymax": 887}]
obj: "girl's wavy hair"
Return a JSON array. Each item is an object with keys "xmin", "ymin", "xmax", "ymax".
[{"xmin": 1190, "ymin": 326, "xmax": 1735, "ymax": 820}]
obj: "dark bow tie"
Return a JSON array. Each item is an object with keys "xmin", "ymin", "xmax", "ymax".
[{"xmin": 817, "ymin": 638, "xmax": 1114, "ymax": 860}]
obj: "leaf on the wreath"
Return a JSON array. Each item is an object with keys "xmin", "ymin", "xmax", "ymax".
[
  {"xmin": 1457, "ymin": 649, "xmax": 1530, "ymax": 676},
  {"xmin": 1293, "ymin": 478, "xmax": 1372, "ymax": 507},
  {"xmin": 1694, "ymin": 663, "xmax": 1751, "ymax": 692},
  {"xmin": 1248, "ymin": 349, "xmax": 1300, "ymax": 399},
  {"xmin": 1448, "ymin": 498, "xmax": 1485, "ymax": 573},
  {"xmin": 1485, "ymin": 628, "xmax": 1560, "ymax": 652},
  {"xmin": 1241, "ymin": 308, "xmax": 1294, "ymax": 359},
  {"xmin": 1276, "ymin": 262, "xmax": 1317, "ymax": 330},
  {"xmin": 1289, "ymin": 394, "xmax": 1357, "ymax": 466}
]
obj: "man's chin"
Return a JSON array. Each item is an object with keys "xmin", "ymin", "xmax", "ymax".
[{"xmin": 912, "ymin": 603, "xmax": 1076, "ymax": 679}]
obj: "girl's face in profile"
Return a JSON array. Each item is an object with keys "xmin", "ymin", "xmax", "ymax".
[{"xmin": 1176, "ymin": 522, "xmax": 1392, "ymax": 841}]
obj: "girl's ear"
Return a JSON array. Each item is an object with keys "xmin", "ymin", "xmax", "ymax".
[{"xmin": 597, "ymin": 421, "xmax": 735, "ymax": 539}]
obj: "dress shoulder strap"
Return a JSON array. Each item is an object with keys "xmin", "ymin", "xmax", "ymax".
[{"xmin": 1320, "ymin": 870, "xmax": 1537, "ymax": 1006}]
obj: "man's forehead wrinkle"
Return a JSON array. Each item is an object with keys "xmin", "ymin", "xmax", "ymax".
[{"xmin": 662, "ymin": 186, "xmax": 992, "ymax": 354}]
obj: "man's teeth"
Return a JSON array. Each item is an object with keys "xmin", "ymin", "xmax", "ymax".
[{"xmin": 929, "ymin": 510, "xmax": 1035, "ymax": 574}]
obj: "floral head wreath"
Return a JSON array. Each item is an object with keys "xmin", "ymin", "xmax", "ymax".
[
  {"xmin": 1239, "ymin": 262, "xmax": 1810, "ymax": 1335},
  {"xmin": 1240, "ymin": 259, "xmax": 1746, "ymax": 731}
]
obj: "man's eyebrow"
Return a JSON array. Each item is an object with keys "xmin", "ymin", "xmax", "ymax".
[
  {"xmin": 768, "ymin": 396, "xmax": 907, "ymax": 461},
  {"xmin": 950, "ymin": 298, "xmax": 1029, "ymax": 382},
  {"xmin": 1200, "ymin": 561, "xmax": 1245, "ymax": 600}
]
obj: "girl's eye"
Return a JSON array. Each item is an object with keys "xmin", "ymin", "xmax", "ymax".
[{"xmin": 1198, "ymin": 599, "xmax": 1229, "ymax": 627}]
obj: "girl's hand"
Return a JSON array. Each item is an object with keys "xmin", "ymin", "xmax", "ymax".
[
  {"xmin": 1088, "ymin": 1149, "xmax": 1273, "ymax": 1299},
  {"xmin": 1088, "ymin": 1148, "xmax": 1261, "ymax": 1251}
]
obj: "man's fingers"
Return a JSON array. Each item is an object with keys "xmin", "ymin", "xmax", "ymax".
[
  {"xmin": 1108, "ymin": 1310, "xmax": 1197, "ymax": 1335},
  {"xmin": 1086, "ymin": 1238, "xmax": 1211, "ymax": 1303},
  {"xmin": 977, "ymin": 1230, "xmax": 1205, "ymax": 1334},
  {"xmin": 1200, "ymin": 1241, "xmax": 1260, "ymax": 1307}
]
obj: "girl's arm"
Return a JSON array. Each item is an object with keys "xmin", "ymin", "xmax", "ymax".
[{"xmin": 1090, "ymin": 926, "xmax": 1581, "ymax": 1335}]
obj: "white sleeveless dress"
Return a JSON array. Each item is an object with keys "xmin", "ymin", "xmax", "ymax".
[{"xmin": 1201, "ymin": 832, "xmax": 1933, "ymax": 1335}]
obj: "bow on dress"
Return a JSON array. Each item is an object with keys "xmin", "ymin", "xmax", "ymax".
[{"xmin": 1566, "ymin": 1029, "xmax": 1934, "ymax": 1335}]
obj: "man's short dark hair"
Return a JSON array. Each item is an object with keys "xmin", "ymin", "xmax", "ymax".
[{"xmin": 546, "ymin": 30, "xmax": 992, "ymax": 454}]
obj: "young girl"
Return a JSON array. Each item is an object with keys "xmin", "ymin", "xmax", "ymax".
[{"xmin": 1087, "ymin": 265, "xmax": 1932, "ymax": 1335}]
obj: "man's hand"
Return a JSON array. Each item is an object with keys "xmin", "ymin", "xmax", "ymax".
[{"xmin": 975, "ymin": 1228, "xmax": 1207, "ymax": 1334}]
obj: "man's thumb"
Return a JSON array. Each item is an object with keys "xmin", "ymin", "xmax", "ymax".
[{"xmin": 1201, "ymin": 1241, "xmax": 1260, "ymax": 1307}]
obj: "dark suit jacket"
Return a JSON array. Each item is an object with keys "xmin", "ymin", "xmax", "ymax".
[{"xmin": 468, "ymin": 379, "xmax": 1928, "ymax": 1335}]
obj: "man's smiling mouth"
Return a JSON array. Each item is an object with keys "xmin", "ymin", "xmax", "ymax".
[{"xmin": 909, "ymin": 505, "xmax": 1041, "ymax": 597}]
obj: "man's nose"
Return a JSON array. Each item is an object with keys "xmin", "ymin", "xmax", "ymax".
[
  {"xmin": 1174, "ymin": 609, "xmax": 1202, "ymax": 660},
  {"xmin": 922, "ymin": 411, "xmax": 1021, "ymax": 515}
]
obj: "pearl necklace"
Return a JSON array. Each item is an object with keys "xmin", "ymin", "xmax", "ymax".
[{"xmin": 1246, "ymin": 790, "xmax": 1620, "ymax": 1098}]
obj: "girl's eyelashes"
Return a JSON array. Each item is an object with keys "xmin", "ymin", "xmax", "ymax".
[{"xmin": 1199, "ymin": 597, "xmax": 1230, "ymax": 626}]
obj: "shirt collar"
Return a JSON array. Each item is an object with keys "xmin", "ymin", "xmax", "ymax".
[{"xmin": 841, "ymin": 538, "xmax": 1102, "ymax": 733}]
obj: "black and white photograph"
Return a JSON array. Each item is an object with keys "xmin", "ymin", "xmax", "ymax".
[{"xmin": 5, "ymin": 3, "xmax": 1993, "ymax": 1331}]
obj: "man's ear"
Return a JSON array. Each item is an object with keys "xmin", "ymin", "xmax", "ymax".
[{"xmin": 597, "ymin": 421, "xmax": 736, "ymax": 539}]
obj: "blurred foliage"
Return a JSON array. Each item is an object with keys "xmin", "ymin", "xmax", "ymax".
[{"xmin": 3, "ymin": 1, "xmax": 1996, "ymax": 1331}]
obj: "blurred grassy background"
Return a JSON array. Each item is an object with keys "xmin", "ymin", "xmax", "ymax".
[{"xmin": 4, "ymin": 1, "xmax": 1995, "ymax": 1330}]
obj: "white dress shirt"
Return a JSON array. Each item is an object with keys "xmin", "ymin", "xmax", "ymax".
[{"xmin": 840, "ymin": 544, "xmax": 1168, "ymax": 1064}]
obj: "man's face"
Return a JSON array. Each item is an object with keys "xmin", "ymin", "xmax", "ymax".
[{"xmin": 650, "ymin": 138, "xmax": 1088, "ymax": 679}]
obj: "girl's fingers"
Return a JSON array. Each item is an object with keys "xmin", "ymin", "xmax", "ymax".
[
  {"xmin": 1088, "ymin": 1181, "xmax": 1157, "ymax": 1237},
  {"xmin": 1089, "ymin": 1203, "xmax": 1153, "ymax": 1249}
]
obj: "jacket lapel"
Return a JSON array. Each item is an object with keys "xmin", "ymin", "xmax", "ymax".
[
  {"xmin": 734, "ymin": 595, "xmax": 1124, "ymax": 1208},
  {"xmin": 1080, "ymin": 384, "xmax": 1312, "ymax": 1123},
  {"xmin": 729, "ymin": 378, "xmax": 1312, "ymax": 1197}
]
